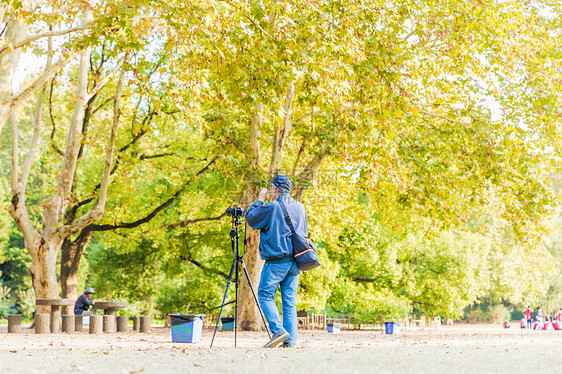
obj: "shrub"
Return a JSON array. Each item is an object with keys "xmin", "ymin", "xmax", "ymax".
[
  {"xmin": 17, "ymin": 289, "xmax": 36, "ymax": 319},
  {"xmin": 467, "ymin": 309, "xmax": 487, "ymax": 323},
  {"xmin": 0, "ymin": 284, "xmax": 12, "ymax": 319},
  {"xmin": 489, "ymin": 304, "xmax": 511, "ymax": 323}
]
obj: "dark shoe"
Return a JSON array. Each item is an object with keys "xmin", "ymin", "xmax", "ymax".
[
  {"xmin": 263, "ymin": 330, "xmax": 290, "ymax": 348},
  {"xmin": 281, "ymin": 342, "xmax": 295, "ymax": 348}
]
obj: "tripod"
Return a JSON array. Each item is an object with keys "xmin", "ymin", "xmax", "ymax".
[{"xmin": 210, "ymin": 213, "xmax": 271, "ymax": 348}]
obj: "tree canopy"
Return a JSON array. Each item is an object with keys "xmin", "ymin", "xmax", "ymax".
[{"xmin": 1, "ymin": 0, "xmax": 562, "ymax": 322}]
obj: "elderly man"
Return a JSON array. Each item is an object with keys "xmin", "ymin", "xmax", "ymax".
[
  {"xmin": 74, "ymin": 287, "xmax": 95, "ymax": 316},
  {"xmin": 245, "ymin": 174, "xmax": 308, "ymax": 348}
]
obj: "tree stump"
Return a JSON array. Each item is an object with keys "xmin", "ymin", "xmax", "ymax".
[
  {"xmin": 75, "ymin": 315, "xmax": 83, "ymax": 332},
  {"xmin": 139, "ymin": 316, "xmax": 151, "ymax": 332},
  {"xmin": 89, "ymin": 315, "xmax": 103, "ymax": 334},
  {"xmin": 8, "ymin": 314, "xmax": 22, "ymax": 333},
  {"xmin": 35, "ymin": 314, "xmax": 50, "ymax": 334},
  {"xmin": 116, "ymin": 316, "xmax": 128, "ymax": 332},
  {"xmin": 62, "ymin": 315, "xmax": 75, "ymax": 333},
  {"xmin": 103, "ymin": 315, "xmax": 116, "ymax": 333},
  {"xmin": 133, "ymin": 316, "xmax": 140, "ymax": 331}
]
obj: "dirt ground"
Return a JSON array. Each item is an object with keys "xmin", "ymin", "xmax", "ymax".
[{"xmin": 1, "ymin": 323, "xmax": 562, "ymax": 373}]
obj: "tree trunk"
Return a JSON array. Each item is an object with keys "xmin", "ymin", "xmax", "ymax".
[
  {"xmin": 0, "ymin": 12, "xmax": 29, "ymax": 134},
  {"xmin": 28, "ymin": 236, "xmax": 62, "ymax": 313},
  {"xmin": 61, "ymin": 230, "xmax": 93, "ymax": 314}
]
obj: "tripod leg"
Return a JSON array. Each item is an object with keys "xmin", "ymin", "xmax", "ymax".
[
  {"xmin": 234, "ymin": 259, "xmax": 239, "ymax": 347},
  {"xmin": 240, "ymin": 259, "xmax": 272, "ymax": 338},
  {"xmin": 210, "ymin": 260, "xmax": 236, "ymax": 348}
]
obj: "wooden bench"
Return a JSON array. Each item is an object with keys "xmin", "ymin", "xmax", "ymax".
[{"xmin": 36, "ymin": 299, "xmax": 75, "ymax": 333}]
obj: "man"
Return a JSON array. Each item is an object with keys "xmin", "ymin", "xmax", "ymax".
[
  {"xmin": 245, "ymin": 175, "xmax": 307, "ymax": 348},
  {"xmin": 524, "ymin": 306, "xmax": 533, "ymax": 329},
  {"xmin": 74, "ymin": 287, "xmax": 95, "ymax": 316}
]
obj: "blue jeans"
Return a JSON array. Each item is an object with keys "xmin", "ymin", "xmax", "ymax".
[{"xmin": 258, "ymin": 261, "xmax": 301, "ymax": 344}]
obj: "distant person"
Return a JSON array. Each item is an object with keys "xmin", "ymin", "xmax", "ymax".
[
  {"xmin": 520, "ymin": 317, "xmax": 526, "ymax": 329},
  {"xmin": 537, "ymin": 307, "xmax": 544, "ymax": 322},
  {"xmin": 524, "ymin": 306, "xmax": 533, "ymax": 329},
  {"xmin": 534, "ymin": 308, "xmax": 544, "ymax": 330},
  {"xmin": 557, "ymin": 308, "xmax": 562, "ymax": 324},
  {"xmin": 543, "ymin": 317, "xmax": 549, "ymax": 330},
  {"xmin": 74, "ymin": 287, "xmax": 95, "ymax": 316}
]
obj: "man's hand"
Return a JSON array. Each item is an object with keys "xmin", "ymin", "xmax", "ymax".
[{"xmin": 258, "ymin": 187, "xmax": 268, "ymax": 202}]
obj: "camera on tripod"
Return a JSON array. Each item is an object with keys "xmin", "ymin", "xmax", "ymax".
[
  {"xmin": 211, "ymin": 204, "xmax": 270, "ymax": 348},
  {"xmin": 225, "ymin": 206, "xmax": 245, "ymax": 218}
]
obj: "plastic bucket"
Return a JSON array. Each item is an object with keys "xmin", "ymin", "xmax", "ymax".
[
  {"xmin": 221, "ymin": 317, "xmax": 235, "ymax": 331},
  {"xmin": 327, "ymin": 322, "xmax": 341, "ymax": 333},
  {"xmin": 169, "ymin": 314, "xmax": 205, "ymax": 343},
  {"xmin": 385, "ymin": 322, "xmax": 400, "ymax": 334}
]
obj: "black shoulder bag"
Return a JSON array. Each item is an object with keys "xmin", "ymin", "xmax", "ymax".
[{"xmin": 278, "ymin": 200, "xmax": 321, "ymax": 271}]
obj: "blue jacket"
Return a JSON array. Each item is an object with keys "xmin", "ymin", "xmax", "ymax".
[
  {"xmin": 74, "ymin": 293, "xmax": 94, "ymax": 315},
  {"xmin": 245, "ymin": 193, "xmax": 308, "ymax": 261}
]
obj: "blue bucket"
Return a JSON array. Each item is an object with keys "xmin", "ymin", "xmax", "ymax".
[
  {"xmin": 327, "ymin": 322, "xmax": 341, "ymax": 333},
  {"xmin": 170, "ymin": 314, "xmax": 205, "ymax": 343},
  {"xmin": 221, "ymin": 317, "xmax": 235, "ymax": 331},
  {"xmin": 385, "ymin": 322, "xmax": 400, "ymax": 334}
]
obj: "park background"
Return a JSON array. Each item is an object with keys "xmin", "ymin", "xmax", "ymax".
[{"xmin": 1, "ymin": 0, "xmax": 562, "ymax": 329}]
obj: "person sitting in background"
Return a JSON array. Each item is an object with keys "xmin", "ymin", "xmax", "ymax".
[
  {"xmin": 524, "ymin": 306, "xmax": 533, "ymax": 329},
  {"xmin": 537, "ymin": 307, "xmax": 544, "ymax": 321},
  {"xmin": 74, "ymin": 287, "xmax": 95, "ymax": 316},
  {"xmin": 520, "ymin": 317, "xmax": 526, "ymax": 329},
  {"xmin": 543, "ymin": 317, "xmax": 551, "ymax": 331},
  {"xmin": 533, "ymin": 311, "xmax": 544, "ymax": 330}
]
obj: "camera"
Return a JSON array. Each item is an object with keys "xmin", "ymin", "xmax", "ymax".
[{"xmin": 225, "ymin": 206, "xmax": 245, "ymax": 218}]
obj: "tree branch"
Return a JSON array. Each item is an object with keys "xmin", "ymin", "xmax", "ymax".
[
  {"xmin": 10, "ymin": 116, "xmax": 19, "ymax": 196},
  {"xmin": 420, "ymin": 110, "xmax": 457, "ymax": 123},
  {"xmin": 270, "ymin": 82, "xmax": 294, "ymax": 174},
  {"xmin": 70, "ymin": 119, "xmax": 154, "ymax": 212},
  {"xmin": 248, "ymin": 102, "xmax": 262, "ymax": 168},
  {"xmin": 61, "ymin": 51, "xmax": 130, "ymax": 236},
  {"xmin": 0, "ymin": 22, "xmax": 94, "ymax": 58},
  {"xmin": 86, "ymin": 54, "xmax": 127, "ymax": 101},
  {"xmin": 139, "ymin": 152, "xmax": 175, "ymax": 160},
  {"xmin": 292, "ymin": 105, "xmax": 315, "ymax": 177},
  {"xmin": 85, "ymin": 155, "xmax": 221, "ymax": 232},
  {"xmin": 181, "ymin": 253, "xmax": 229, "ymax": 279},
  {"xmin": 92, "ymin": 96, "xmax": 113, "ymax": 115},
  {"xmin": 8, "ymin": 117, "xmax": 40, "ymax": 245},
  {"xmin": 0, "ymin": 14, "xmax": 157, "ymax": 58},
  {"xmin": 48, "ymin": 77, "xmax": 64, "ymax": 156},
  {"xmin": 292, "ymin": 148, "xmax": 330, "ymax": 201},
  {"xmin": 350, "ymin": 277, "xmax": 377, "ymax": 283},
  {"xmin": 9, "ymin": 50, "xmax": 81, "ymax": 119},
  {"xmin": 164, "ymin": 213, "xmax": 227, "ymax": 229},
  {"xmin": 21, "ymin": 35, "xmax": 51, "ymax": 199}
]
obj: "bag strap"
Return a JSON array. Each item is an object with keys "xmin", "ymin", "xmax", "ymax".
[{"xmin": 278, "ymin": 200, "xmax": 297, "ymax": 235}]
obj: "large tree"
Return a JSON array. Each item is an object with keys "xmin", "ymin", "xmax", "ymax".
[
  {"xmin": 164, "ymin": 0, "xmax": 561, "ymax": 328},
  {"xmin": 6, "ymin": 0, "xmax": 152, "ymax": 306}
]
